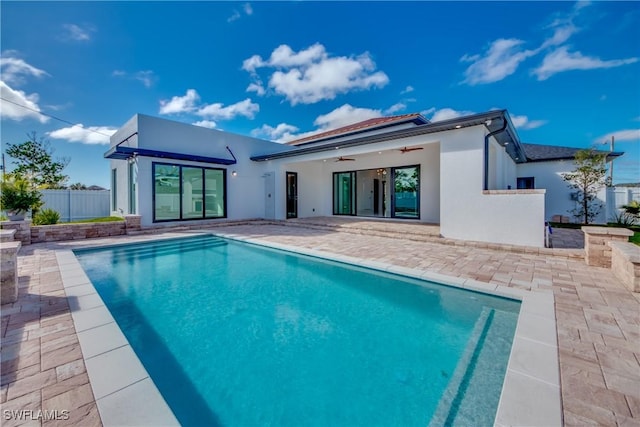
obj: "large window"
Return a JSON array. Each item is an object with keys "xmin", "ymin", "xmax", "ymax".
[{"xmin": 153, "ymin": 162, "xmax": 226, "ymax": 222}]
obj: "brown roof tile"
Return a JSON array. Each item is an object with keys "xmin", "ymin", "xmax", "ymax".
[{"xmin": 286, "ymin": 113, "xmax": 428, "ymax": 146}]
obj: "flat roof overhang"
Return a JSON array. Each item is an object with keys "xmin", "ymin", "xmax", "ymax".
[
  {"xmin": 251, "ymin": 110, "xmax": 527, "ymax": 163},
  {"xmin": 104, "ymin": 145, "xmax": 237, "ymax": 165}
]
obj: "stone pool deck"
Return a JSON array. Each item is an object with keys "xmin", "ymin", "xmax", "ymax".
[{"xmin": 1, "ymin": 221, "xmax": 638, "ymax": 426}]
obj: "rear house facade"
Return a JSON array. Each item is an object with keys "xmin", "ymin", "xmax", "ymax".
[{"xmin": 106, "ymin": 110, "xmax": 622, "ymax": 247}]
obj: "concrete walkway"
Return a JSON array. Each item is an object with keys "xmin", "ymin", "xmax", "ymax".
[{"xmin": 1, "ymin": 221, "xmax": 638, "ymax": 426}]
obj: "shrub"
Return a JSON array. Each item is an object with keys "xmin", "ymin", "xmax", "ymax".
[
  {"xmin": 32, "ymin": 208, "xmax": 61, "ymax": 225},
  {"xmin": 622, "ymin": 200, "xmax": 640, "ymax": 217},
  {"xmin": 0, "ymin": 175, "xmax": 43, "ymax": 214}
]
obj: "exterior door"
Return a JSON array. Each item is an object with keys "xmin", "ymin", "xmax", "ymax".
[
  {"xmin": 264, "ymin": 172, "xmax": 275, "ymax": 219},
  {"xmin": 333, "ymin": 172, "xmax": 356, "ymax": 215},
  {"xmin": 286, "ymin": 172, "xmax": 298, "ymax": 219},
  {"xmin": 392, "ymin": 165, "xmax": 420, "ymax": 219}
]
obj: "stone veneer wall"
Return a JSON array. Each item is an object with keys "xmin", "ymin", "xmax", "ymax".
[
  {"xmin": 609, "ymin": 241, "xmax": 640, "ymax": 293},
  {"xmin": 582, "ymin": 226, "xmax": 634, "ymax": 268},
  {"xmin": 0, "ymin": 220, "xmax": 31, "ymax": 245},
  {"xmin": 0, "ymin": 215, "xmax": 141, "ymax": 245},
  {"xmin": 30, "ymin": 222, "xmax": 126, "ymax": 243},
  {"xmin": 1, "ymin": 240, "xmax": 21, "ymax": 304}
]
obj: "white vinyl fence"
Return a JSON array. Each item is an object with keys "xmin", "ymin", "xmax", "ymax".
[
  {"xmin": 41, "ymin": 189, "xmax": 111, "ymax": 222},
  {"xmin": 606, "ymin": 186, "xmax": 640, "ymax": 222}
]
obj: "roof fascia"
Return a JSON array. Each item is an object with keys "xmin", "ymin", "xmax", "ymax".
[{"xmin": 251, "ymin": 110, "xmax": 513, "ymax": 162}]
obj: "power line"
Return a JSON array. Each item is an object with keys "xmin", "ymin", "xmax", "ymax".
[{"xmin": 0, "ymin": 96, "xmax": 113, "ymax": 137}]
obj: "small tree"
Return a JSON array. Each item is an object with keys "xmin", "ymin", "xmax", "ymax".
[
  {"xmin": 69, "ymin": 182, "xmax": 88, "ymax": 190},
  {"xmin": 5, "ymin": 132, "xmax": 69, "ymax": 189},
  {"xmin": 561, "ymin": 148, "xmax": 608, "ymax": 224}
]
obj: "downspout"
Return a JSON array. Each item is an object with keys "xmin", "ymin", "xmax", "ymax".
[{"xmin": 483, "ymin": 118, "xmax": 508, "ymax": 191}]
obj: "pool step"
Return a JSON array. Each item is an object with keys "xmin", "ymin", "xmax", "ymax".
[
  {"xmin": 429, "ymin": 307, "xmax": 520, "ymax": 426},
  {"xmin": 107, "ymin": 236, "xmax": 228, "ymax": 261},
  {"xmin": 428, "ymin": 307, "xmax": 494, "ymax": 427}
]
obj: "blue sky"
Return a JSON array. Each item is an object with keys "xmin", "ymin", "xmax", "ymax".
[{"xmin": 1, "ymin": 1, "xmax": 639, "ymax": 188}]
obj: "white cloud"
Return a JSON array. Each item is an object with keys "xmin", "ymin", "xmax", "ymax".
[
  {"xmin": 401, "ymin": 85, "xmax": 414, "ymax": 94},
  {"xmin": 246, "ymin": 82, "xmax": 265, "ymax": 95},
  {"xmin": 196, "ymin": 98, "xmax": 259, "ymax": 120},
  {"xmin": 159, "ymin": 90, "xmax": 259, "ymax": 122},
  {"xmin": 227, "ymin": 10, "xmax": 241, "ymax": 23},
  {"xmin": 595, "ymin": 129, "xmax": 640, "ymax": 144},
  {"xmin": 510, "ymin": 114, "xmax": 547, "ymax": 130},
  {"xmin": 0, "ymin": 81, "xmax": 48, "ymax": 123},
  {"xmin": 61, "ymin": 23, "xmax": 95, "ymax": 42},
  {"xmin": 0, "ymin": 54, "xmax": 49, "ymax": 86},
  {"xmin": 427, "ymin": 107, "xmax": 475, "ymax": 122},
  {"xmin": 159, "ymin": 89, "xmax": 200, "ymax": 114},
  {"xmin": 533, "ymin": 47, "xmax": 639, "ymax": 80},
  {"xmin": 383, "ymin": 103, "xmax": 406, "ymax": 115},
  {"xmin": 243, "ymin": 43, "xmax": 389, "ymax": 105},
  {"xmin": 314, "ymin": 104, "xmax": 382, "ymax": 130},
  {"xmin": 461, "ymin": 39, "xmax": 537, "ymax": 85},
  {"xmin": 252, "ymin": 103, "xmax": 383, "ymax": 143},
  {"xmin": 49, "ymin": 124, "xmax": 117, "ymax": 145},
  {"xmin": 134, "ymin": 70, "xmax": 156, "ymax": 88},
  {"xmin": 193, "ymin": 120, "xmax": 217, "ymax": 129},
  {"xmin": 459, "ymin": 1, "xmax": 637, "ymax": 84},
  {"xmin": 112, "ymin": 69, "xmax": 157, "ymax": 88},
  {"xmin": 228, "ymin": 3, "xmax": 252, "ymax": 22},
  {"xmin": 242, "ymin": 55, "xmax": 265, "ymax": 74},
  {"xmin": 251, "ymin": 123, "xmax": 300, "ymax": 143}
]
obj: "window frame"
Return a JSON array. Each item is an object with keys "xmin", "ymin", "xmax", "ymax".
[
  {"xmin": 152, "ymin": 162, "xmax": 227, "ymax": 223},
  {"xmin": 517, "ymin": 177, "xmax": 535, "ymax": 190}
]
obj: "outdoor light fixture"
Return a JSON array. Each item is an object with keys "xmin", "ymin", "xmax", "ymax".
[{"xmin": 232, "ymin": 171, "xmax": 237, "ymax": 177}]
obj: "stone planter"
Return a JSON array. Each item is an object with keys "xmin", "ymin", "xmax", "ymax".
[{"xmin": 7, "ymin": 211, "xmax": 26, "ymax": 221}]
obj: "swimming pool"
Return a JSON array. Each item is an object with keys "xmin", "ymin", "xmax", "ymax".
[{"xmin": 75, "ymin": 235, "xmax": 520, "ymax": 426}]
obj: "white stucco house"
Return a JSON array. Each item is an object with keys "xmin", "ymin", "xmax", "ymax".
[{"xmin": 105, "ymin": 110, "xmax": 622, "ymax": 248}]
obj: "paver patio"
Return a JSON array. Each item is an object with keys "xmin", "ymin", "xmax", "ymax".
[{"xmin": 1, "ymin": 220, "xmax": 638, "ymax": 426}]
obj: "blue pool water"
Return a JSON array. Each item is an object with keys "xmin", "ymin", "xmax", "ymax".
[{"xmin": 75, "ymin": 235, "xmax": 520, "ymax": 427}]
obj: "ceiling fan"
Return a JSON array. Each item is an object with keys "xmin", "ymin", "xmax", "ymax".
[
  {"xmin": 399, "ymin": 146, "xmax": 424, "ymax": 153},
  {"xmin": 335, "ymin": 156, "xmax": 356, "ymax": 162}
]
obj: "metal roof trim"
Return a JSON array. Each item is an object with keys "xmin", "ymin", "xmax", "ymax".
[
  {"xmin": 104, "ymin": 146, "xmax": 237, "ymax": 165},
  {"xmin": 251, "ymin": 110, "xmax": 517, "ymax": 162}
]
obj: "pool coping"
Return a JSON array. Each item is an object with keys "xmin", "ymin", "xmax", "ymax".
[{"xmin": 57, "ymin": 231, "xmax": 562, "ymax": 427}]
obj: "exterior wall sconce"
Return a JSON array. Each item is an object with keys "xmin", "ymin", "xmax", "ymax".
[{"xmin": 231, "ymin": 170, "xmax": 237, "ymax": 177}]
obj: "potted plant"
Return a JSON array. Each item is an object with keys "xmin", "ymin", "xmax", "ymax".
[{"xmin": 0, "ymin": 175, "xmax": 43, "ymax": 221}]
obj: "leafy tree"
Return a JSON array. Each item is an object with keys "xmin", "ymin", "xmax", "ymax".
[
  {"xmin": 69, "ymin": 182, "xmax": 88, "ymax": 190},
  {"xmin": 561, "ymin": 148, "xmax": 609, "ymax": 224},
  {"xmin": 5, "ymin": 132, "xmax": 69, "ymax": 189}
]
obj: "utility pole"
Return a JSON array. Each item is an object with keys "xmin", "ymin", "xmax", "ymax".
[{"xmin": 609, "ymin": 135, "xmax": 615, "ymax": 185}]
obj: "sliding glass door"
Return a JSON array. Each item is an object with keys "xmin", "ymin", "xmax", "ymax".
[
  {"xmin": 333, "ymin": 172, "xmax": 356, "ymax": 215},
  {"xmin": 392, "ymin": 166, "xmax": 419, "ymax": 218},
  {"xmin": 333, "ymin": 166, "xmax": 419, "ymax": 219}
]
